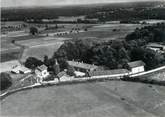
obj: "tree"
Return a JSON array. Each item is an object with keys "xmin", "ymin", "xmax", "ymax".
[
  {"xmin": 43, "ymin": 55, "xmax": 49, "ymax": 66},
  {"xmin": 130, "ymin": 47, "xmax": 161, "ymax": 70},
  {"xmin": 84, "ymin": 28, "xmax": 88, "ymax": 31},
  {"xmin": 58, "ymin": 58, "xmax": 69, "ymax": 71},
  {"xmin": 30, "ymin": 27, "xmax": 38, "ymax": 35},
  {"xmin": 53, "ymin": 60, "xmax": 60, "ymax": 75},
  {"xmin": 25, "ymin": 57, "xmax": 43, "ymax": 69},
  {"xmin": 11, "ymin": 40, "xmax": 15, "ymax": 43},
  {"xmin": 0, "ymin": 72, "xmax": 12, "ymax": 91},
  {"xmin": 67, "ymin": 65, "xmax": 75, "ymax": 76}
]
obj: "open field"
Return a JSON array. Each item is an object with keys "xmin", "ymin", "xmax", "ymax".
[
  {"xmin": 1, "ymin": 35, "xmax": 47, "ymax": 62},
  {"xmin": 58, "ymin": 23, "xmax": 145, "ymax": 41},
  {"xmin": 21, "ymin": 42, "xmax": 64, "ymax": 62},
  {"xmin": 16, "ymin": 37, "xmax": 68, "ymax": 62},
  {"xmin": 0, "ymin": 51, "xmax": 21, "ymax": 62},
  {"xmin": 1, "ymin": 80, "xmax": 165, "ymax": 117}
]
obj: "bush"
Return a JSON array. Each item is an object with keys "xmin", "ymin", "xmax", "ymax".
[
  {"xmin": 25, "ymin": 57, "xmax": 43, "ymax": 69},
  {"xmin": 0, "ymin": 72, "xmax": 12, "ymax": 91},
  {"xmin": 67, "ymin": 65, "xmax": 75, "ymax": 76}
]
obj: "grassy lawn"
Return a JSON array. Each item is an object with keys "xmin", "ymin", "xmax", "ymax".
[{"xmin": 1, "ymin": 80, "xmax": 165, "ymax": 117}]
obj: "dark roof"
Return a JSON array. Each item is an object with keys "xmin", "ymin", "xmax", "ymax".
[
  {"xmin": 89, "ymin": 69, "xmax": 129, "ymax": 77},
  {"xmin": 127, "ymin": 60, "xmax": 145, "ymax": 68},
  {"xmin": 57, "ymin": 71, "xmax": 66, "ymax": 78},
  {"xmin": 67, "ymin": 61, "xmax": 98, "ymax": 70},
  {"xmin": 37, "ymin": 65, "xmax": 48, "ymax": 71}
]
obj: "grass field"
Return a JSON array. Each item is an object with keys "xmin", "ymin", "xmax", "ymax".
[
  {"xmin": 57, "ymin": 24, "xmax": 145, "ymax": 41},
  {"xmin": 21, "ymin": 42, "xmax": 64, "ymax": 62},
  {"xmin": 15, "ymin": 37, "xmax": 67, "ymax": 62},
  {"xmin": 1, "ymin": 80, "xmax": 165, "ymax": 117}
]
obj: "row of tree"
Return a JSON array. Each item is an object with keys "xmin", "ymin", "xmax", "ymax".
[
  {"xmin": 126, "ymin": 23, "xmax": 165, "ymax": 43},
  {"xmin": 0, "ymin": 72, "xmax": 12, "ymax": 91}
]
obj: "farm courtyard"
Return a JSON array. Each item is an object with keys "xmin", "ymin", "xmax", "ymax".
[{"xmin": 1, "ymin": 81, "xmax": 165, "ymax": 117}]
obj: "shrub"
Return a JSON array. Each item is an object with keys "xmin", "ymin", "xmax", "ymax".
[{"xmin": 0, "ymin": 72, "xmax": 12, "ymax": 91}]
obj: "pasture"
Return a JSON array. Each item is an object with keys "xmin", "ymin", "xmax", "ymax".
[
  {"xmin": 1, "ymin": 81, "xmax": 165, "ymax": 117},
  {"xmin": 58, "ymin": 23, "xmax": 145, "ymax": 41},
  {"xmin": 16, "ymin": 37, "xmax": 67, "ymax": 62}
]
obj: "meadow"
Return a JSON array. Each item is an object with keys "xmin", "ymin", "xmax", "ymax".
[
  {"xmin": 15, "ymin": 37, "xmax": 67, "ymax": 62},
  {"xmin": 1, "ymin": 80, "xmax": 165, "ymax": 117},
  {"xmin": 58, "ymin": 23, "xmax": 145, "ymax": 41}
]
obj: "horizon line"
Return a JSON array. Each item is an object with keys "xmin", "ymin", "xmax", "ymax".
[{"xmin": 1, "ymin": 0, "xmax": 163, "ymax": 9}]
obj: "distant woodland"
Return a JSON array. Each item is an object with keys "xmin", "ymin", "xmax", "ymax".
[{"xmin": 1, "ymin": 1, "xmax": 165, "ymax": 22}]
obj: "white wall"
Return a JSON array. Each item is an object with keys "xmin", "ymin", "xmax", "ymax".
[{"xmin": 131, "ymin": 66, "xmax": 144, "ymax": 74}]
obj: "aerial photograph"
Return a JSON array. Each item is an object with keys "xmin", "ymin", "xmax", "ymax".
[{"xmin": 0, "ymin": 0, "xmax": 165, "ymax": 117}]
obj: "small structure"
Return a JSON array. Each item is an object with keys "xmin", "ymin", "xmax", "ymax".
[
  {"xmin": 11, "ymin": 65, "xmax": 31, "ymax": 74},
  {"xmin": 57, "ymin": 71, "xmax": 72, "ymax": 81},
  {"xmin": 67, "ymin": 61, "xmax": 99, "ymax": 73},
  {"xmin": 74, "ymin": 71, "xmax": 86, "ymax": 77},
  {"xmin": 127, "ymin": 60, "xmax": 145, "ymax": 74},
  {"xmin": 19, "ymin": 67, "xmax": 31, "ymax": 74},
  {"xmin": 57, "ymin": 71, "xmax": 66, "ymax": 79},
  {"xmin": 35, "ymin": 65, "xmax": 49, "ymax": 82},
  {"xmin": 146, "ymin": 43, "xmax": 165, "ymax": 53}
]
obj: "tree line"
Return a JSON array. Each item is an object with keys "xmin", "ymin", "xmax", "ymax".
[{"xmin": 53, "ymin": 23, "xmax": 165, "ymax": 70}]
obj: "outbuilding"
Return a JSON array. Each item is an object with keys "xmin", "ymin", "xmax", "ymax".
[
  {"xmin": 11, "ymin": 65, "xmax": 31, "ymax": 74},
  {"xmin": 127, "ymin": 60, "xmax": 145, "ymax": 74}
]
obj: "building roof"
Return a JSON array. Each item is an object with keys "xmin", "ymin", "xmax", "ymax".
[
  {"xmin": 11, "ymin": 65, "xmax": 31, "ymax": 73},
  {"xmin": 89, "ymin": 69, "xmax": 129, "ymax": 77},
  {"xmin": 37, "ymin": 65, "xmax": 48, "ymax": 71},
  {"xmin": 127, "ymin": 60, "xmax": 145, "ymax": 68},
  {"xmin": 57, "ymin": 71, "xmax": 66, "ymax": 78},
  {"xmin": 19, "ymin": 66, "xmax": 31, "ymax": 73},
  {"xmin": 147, "ymin": 43, "xmax": 165, "ymax": 48},
  {"xmin": 67, "ymin": 61, "xmax": 98, "ymax": 70}
]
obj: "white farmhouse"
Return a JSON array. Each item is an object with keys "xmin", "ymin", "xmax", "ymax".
[
  {"xmin": 35, "ymin": 65, "xmax": 49, "ymax": 82},
  {"xmin": 127, "ymin": 60, "xmax": 145, "ymax": 74}
]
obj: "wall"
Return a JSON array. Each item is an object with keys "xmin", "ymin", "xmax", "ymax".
[{"xmin": 131, "ymin": 66, "xmax": 144, "ymax": 74}]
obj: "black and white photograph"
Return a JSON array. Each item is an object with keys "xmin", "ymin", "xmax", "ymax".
[{"xmin": 1, "ymin": 0, "xmax": 165, "ymax": 117}]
